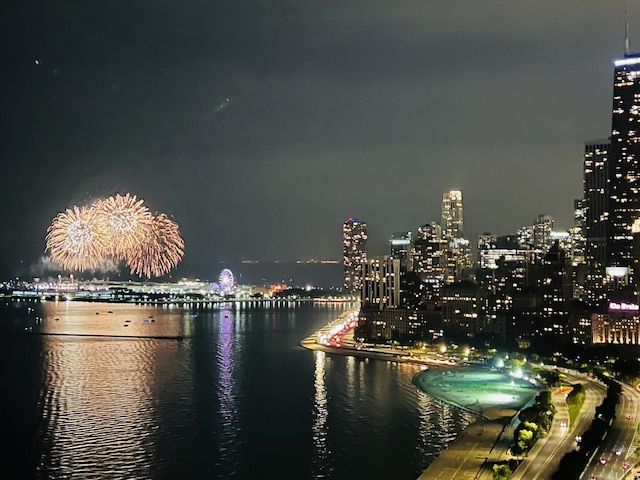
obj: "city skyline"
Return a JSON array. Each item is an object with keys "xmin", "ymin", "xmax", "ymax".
[{"xmin": 1, "ymin": 1, "xmax": 637, "ymax": 280}]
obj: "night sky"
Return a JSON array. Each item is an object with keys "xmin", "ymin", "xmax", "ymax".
[{"xmin": 0, "ymin": 1, "xmax": 635, "ymax": 280}]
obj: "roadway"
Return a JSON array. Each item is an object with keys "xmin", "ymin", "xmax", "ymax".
[
  {"xmin": 581, "ymin": 381, "xmax": 640, "ymax": 480},
  {"xmin": 511, "ymin": 370, "xmax": 607, "ymax": 480}
]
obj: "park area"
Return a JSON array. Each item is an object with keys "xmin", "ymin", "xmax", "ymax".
[{"xmin": 413, "ymin": 366, "xmax": 542, "ymax": 420}]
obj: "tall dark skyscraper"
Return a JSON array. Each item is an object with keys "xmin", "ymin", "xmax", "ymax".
[
  {"xmin": 584, "ymin": 139, "xmax": 610, "ymax": 270},
  {"xmin": 608, "ymin": 53, "xmax": 640, "ymax": 276},
  {"xmin": 343, "ymin": 217, "xmax": 368, "ymax": 293}
]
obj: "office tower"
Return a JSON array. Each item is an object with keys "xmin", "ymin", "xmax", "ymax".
[
  {"xmin": 607, "ymin": 53, "xmax": 640, "ymax": 278},
  {"xmin": 412, "ymin": 223, "xmax": 448, "ymax": 303},
  {"xmin": 343, "ymin": 217, "xmax": 368, "ymax": 294},
  {"xmin": 441, "ymin": 190, "xmax": 472, "ymax": 280},
  {"xmin": 440, "ymin": 280, "xmax": 481, "ymax": 339},
  {"xmin": 584, "ymin": 140, "xmax": 610, "ymax": 268},
  {"xmin": 512, "ymin": 242, "xmax": 571, "ymax": 349},
  {"xmin": 571, "ymin": 198, "xmax": 586, "ymax": 267},
  {"xmin": 356, "ymin": 255, "xmax": 435, "ymax": 343},
  {"xmin": 583, "ymin": 139, "xmax": 611, "ymax": 305},
  {"xmin": 571, "ymin": 198, "xmax": 588, "ymax": 300},
  {"xmin": 361, "ymin": 256, "xmax": 401, "ymax": 309},
  {"xmin": 389, "ymin": 231, "xmax": 413, "ymax": 270},
  {"xmin": 477, "ymin": 235, "xmax": 529, "ymax": 270},
  {"xmin": 441, "ymin": 190, "xmax": 464, "ymax": 239},
  {"xmin": 532, "ymin": 214, "xmax": 555, "ymax": 252}
]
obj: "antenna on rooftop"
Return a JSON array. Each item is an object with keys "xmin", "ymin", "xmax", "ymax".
[{"xmin": 625, "ymin": 0, "xmax": 631, "ymax": 55}]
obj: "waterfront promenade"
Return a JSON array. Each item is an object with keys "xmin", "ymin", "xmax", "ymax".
[{"xmin": 300, "ymin": 310, "xmax": 539, "ymax": 479}]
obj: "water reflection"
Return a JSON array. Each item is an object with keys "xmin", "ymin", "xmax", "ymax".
[
  {"xmin": 35, "ymin": 330, "xmax": 181, "ymax": 478},
  {"xmin": 312, "ymin": 351, "xmax": 330, "ymax": 478},
  {"xmin": 216, "ymin": 309, "xmax": 239, "ymax": 460},
  {"xmin": 38, "ymin": 300, "xmax": 184, "ymax": 338}
]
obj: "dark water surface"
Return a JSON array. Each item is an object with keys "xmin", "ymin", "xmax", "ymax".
[{"xmin": 0, "ymin": 298, "xmax": 474, "ymax": 480}]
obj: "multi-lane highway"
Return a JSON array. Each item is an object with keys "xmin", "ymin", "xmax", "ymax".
[
  {"xmin": 581, "ymin": 381, "xmax": 640, "ymax": 480},
  {"xmin": 511, "ymin": 370, "xmax": 607, "ymax": 480}
]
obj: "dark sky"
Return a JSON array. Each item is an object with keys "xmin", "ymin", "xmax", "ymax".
[{"xmin": 0, "ymin": 1, "xmax": 635, "ymax": 280}]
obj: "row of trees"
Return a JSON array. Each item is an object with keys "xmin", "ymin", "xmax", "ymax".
[
  {"xmin": 566, "ymin": 383, "xmax": 585, "ymax": 426},
  {"xmin": 510, "ymin": 391, "xmax": 556, "ymax": 457}
]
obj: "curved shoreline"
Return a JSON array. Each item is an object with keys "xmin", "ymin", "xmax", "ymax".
[
  {"xmin": 301, "ymin": 326, "xmax": 536, "ymax": 421},
  {"xmin": 300, "ymin": 319, "xmax": 541, "ymax": 479}
]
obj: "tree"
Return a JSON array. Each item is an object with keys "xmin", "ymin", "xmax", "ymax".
[{"xmin": 493, "ymin": 463, "xmax": 512, "ymax": 480}]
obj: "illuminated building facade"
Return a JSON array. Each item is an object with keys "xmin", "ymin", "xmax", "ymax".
[
  {"xmin": 533, "ymin": 214, "xmax": 555, "ymax": 252},
  {"xmin": 571, "ymin": 198, "xmax": 588, "ymax": 301},
  {"xmin": 361, "ymin": 256, "xmax": 401, "ymax": 310},
  {"xmin": 441, "ymin": 190, "xmax": 472, "ymax": 281},
  {"xmin": 389, "ymin": 231, "xmax": 413, "ymax": 270},
  {"xmin": 584, "ymin": 140, "xmax": 610, "ymax": 269},
  {"xmin": 412, "ymin": 223, "xmax": 448, "ymax": 303},
  {"xmin": 477, "ymin": 234, "xmax": 529, "ymax": 270},
  {"xmin": 476, "ymin": 234, "xmax": 529, "ymax": 343},
  {"xmin": 592, "ymin": 301, "xmax": 640, "ymax": 344},
  {"xmin": 441, "ymin": 190, "xmax": 464, "ymax": 239},
  {"xmin": 608, "ymin": 54, "xmax": 640, "ymax": 278},
  {"xmin": 440, "ymin": 281, "xmax": 481, "ymax": 338},
  {"xmin": 571, "ymin": 198, "xmax": 586, "ymax": 267},
  {"xmin": 343, "ymin": 217, "xmax": 368, "ymax": 293}
]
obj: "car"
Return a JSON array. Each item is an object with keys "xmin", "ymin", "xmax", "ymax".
[
  {"xmin": 616, "ymin": 449, "xmax": 622, "ymax": 456},
  {"xmin": 589, "ymin": 476, "xmax": 596, "ymax": 480},
  {"xmin": 599, "ymin": 457, "xmax": 607, "ymax": 464},
  {"xmin": 627, "ymin": 414, "xmax": 633, "ymax": 420}
]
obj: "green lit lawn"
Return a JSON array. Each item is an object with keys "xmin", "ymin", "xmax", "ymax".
[{"xmin": 414, "ymin": 367, "xmax": 542, "ymax": 418}]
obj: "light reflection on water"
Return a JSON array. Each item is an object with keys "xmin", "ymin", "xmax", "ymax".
[
  {"xmin": 36, "ymin": 332, "xmax": 182, "ymax": 478},
  {"xmin": 312, "ymin": 351, "xmax": 330, "ymax": 478},
  {"xmin": 2, "ymin": 299, "xmax": 473, "ymax": 480},
  {"xmin": 215, "ymin": 310, "xmax": 239, "ymax": 471}
]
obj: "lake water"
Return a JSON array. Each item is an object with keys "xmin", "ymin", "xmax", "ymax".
[{"xmin": 0, "ymin": 298, "xmax": 474, "ymax": 479}]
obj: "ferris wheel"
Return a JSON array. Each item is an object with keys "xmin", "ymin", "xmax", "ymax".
[{"xmin": 218, "ymin": 268, "xmax": 235, "ymax": 294}]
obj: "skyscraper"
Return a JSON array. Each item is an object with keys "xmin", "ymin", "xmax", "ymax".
[
  {"xmin": 441, "ymin": 190, "xmax": 464, "ymax": 239},
  {"xmin": 607, "ymin": 53, "xmax": 640, "ymax": 278},
  {"xmin": 584, "ymin": 139, "xmax": 610, "ymax": 270},
  {"xmin": 343, "ymin": 217, "xmax": 368, "ymax": 293},
  {"xmin": 441, "ymin": 190, "xmax": 472, "ymax": 280},
  {"xmin": 532, "ymin": 214, "xmax": 554, "ymax": 252},
  {"xmin": 389, "ymin": 231, "xmax": 413, "ymax": 270}
]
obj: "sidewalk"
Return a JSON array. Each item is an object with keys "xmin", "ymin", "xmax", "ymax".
[{"xmin": 417, "ymin": 414, "xmax": 516, "ymax": 480}]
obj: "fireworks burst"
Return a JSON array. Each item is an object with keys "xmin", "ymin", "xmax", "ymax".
[
  {"xmin": 45, "ymin": 195, "xmax": 184, "ymax": 278},
  {"xmin": 45, "ymin": 205, "xmax": 108, "ymax": 271},
  {"xmin": 125, "ymin": 213, "xmax": 185, "ymax": 279},
  {"xmin": 94, "ymin": 193, "xmax": 152, "ymax": 256}
]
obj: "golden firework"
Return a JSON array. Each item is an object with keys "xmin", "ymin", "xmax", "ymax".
[
  {"xmin": 45, "ymin": 205, "xmax": 108, "ymax": 271},
  {"xmin": 94, "ymin": 193, "xmax": 153, "ymax": 256},
  {"xmin": 125, "ymin": 213, "xmax": 185, "ymax": 278},
  {"xmin": 45, "ymin": 194, "xmax": 185, "ymax": 278}
]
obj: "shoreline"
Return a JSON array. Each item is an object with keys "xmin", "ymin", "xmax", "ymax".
[
  {"xmin": 300, "ymin": 317, "xmax": 540, "ymax": 479},
  {"xmin": 300, "ymin": 321, "xmax": 536, "ymax": 421}
]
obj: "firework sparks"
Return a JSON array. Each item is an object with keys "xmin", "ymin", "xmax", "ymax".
[
  {"xmin": 45, "ymin": 194, "xmax": 185, "ymax": 278},
  {"xmin": 125, "ymin": 213, "xmax": 185, "ymax": 279},
  {"xmin": 45, "ymin": 205, "xmax": 108, "ymax": 271},
  {"xmin": 94, "ymin": 193, "xmax": 152, "ymax": 256}
]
